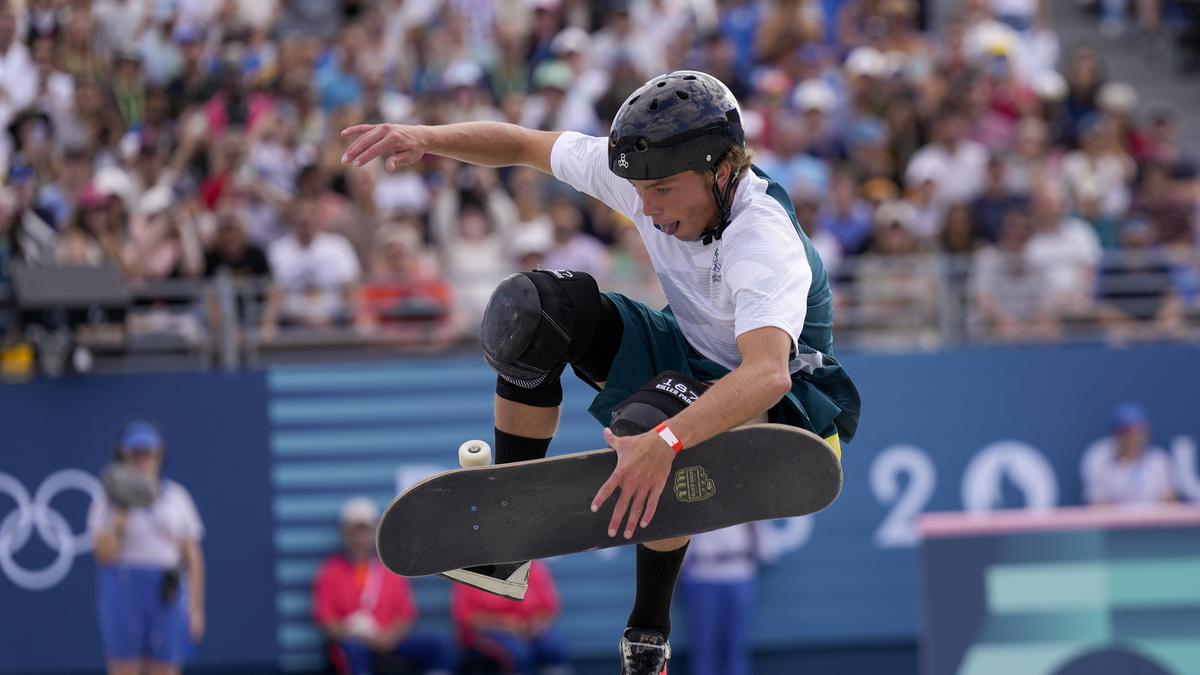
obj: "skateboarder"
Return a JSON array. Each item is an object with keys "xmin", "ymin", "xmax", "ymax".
[{"xmin": 342, "ymin": 70, "xmax": 861, "ymax": 674}]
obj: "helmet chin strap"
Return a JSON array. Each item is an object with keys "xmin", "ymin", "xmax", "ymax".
[{"xmin": 700, "ymin": 167, "xmax": 741, "ymax": 245}]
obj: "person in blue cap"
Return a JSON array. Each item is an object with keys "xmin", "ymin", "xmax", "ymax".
[
  {"xmin": 88, "ymin": 418, "xmax": 206, "ymax": 675},
  {"xmin": 1082, "ymin": 403, "xmax": 1176, "ymax": 506}
]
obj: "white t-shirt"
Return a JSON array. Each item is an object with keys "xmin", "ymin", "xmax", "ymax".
[
  {"xmin": 683, "ymin": 524, "xmax": 759, "ymax": 583},
  {"xmin": 550, "ymin": 132, "xmax": 814, "ymax": 373},
  {"xmin": 1082, "ymin": 439, "xmax": 1174, "ymax": 506},
  {"xmin": 88, "ymin": 479, "xmax": 205, "ymax": 569},
  {"xmin": 268, "ymin": 231, "xmax": 362, "ymax": 322},
  {"xmin": 906, "ymin": 140, "xmax": 989, "ymax": 208},
  {"xmin": 1026, "ymin": 217, "xmax": 1102, "ymax": 307}
]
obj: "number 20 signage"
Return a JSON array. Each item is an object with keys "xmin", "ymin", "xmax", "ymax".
[{"xmin": 862, "ymin": 435, "xmax": 1200, "ymax": 550}]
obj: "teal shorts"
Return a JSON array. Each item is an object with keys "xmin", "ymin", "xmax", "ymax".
[{"xmin": 586, "ymin": 294, "xmax": 859, "ymax": 444}]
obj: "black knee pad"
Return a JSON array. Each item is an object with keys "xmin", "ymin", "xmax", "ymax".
[
  {"xmin": 609, "ymin": 371, "xmax": 709, "ymax": 437},
  {"xmin": 481, "ymin": 270, "xmax": 604, "ymax": 390}
]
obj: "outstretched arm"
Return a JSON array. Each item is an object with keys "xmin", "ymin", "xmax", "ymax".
[
  {"xmin": 340, "ymin": 122, "xmax": 561, "ymax": 175},
  {"xmin": 593, "ymin": 327, "xmax": 794, "ymax": 539}
]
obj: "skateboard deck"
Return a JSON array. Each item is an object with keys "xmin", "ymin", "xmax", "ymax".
[{"xmin": 376, "ymin": 423, "xmax": 842, "ymax": 577}]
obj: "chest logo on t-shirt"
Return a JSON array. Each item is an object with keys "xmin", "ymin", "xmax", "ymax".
[{"xmin": 710, "ymin": 247, "xmax": 722, "ymax": 284}]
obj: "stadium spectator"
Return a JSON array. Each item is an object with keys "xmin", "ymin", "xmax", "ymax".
[
  {"xmin": 1130, "ymin": 160, "xmax": 1197, "ymax": 248},
  {"xmin": 1061, "ymin": 113, "xmax": 1134, "ymax": 220},
  {"xmin": 204, "ymin": 212, "xmax": 270, "ymax": 281},
  {"xmin": 451, "ymin": 560, "xmax": 570, "ymax": 675},
  {"xmin": 261, "ymin": 196, "xmax": 362, "ymax": 338},
  {"xmin": 1082, "ymin": 403, "xmax": 1177, "ymax": 506},
  {"xmin": 905, "ymin": 109, "xmax": 989, "ymax": 212},
  {"xmin": 940, "ymin": 203, "xmax": 986, "ymax": 255},
  {"xmin": 2, "ymin": 164, "xmax": 55, "ymax": 266},
  {"xmin": 541, "ymin": 194, "xmax": 611, "ymax": 283},
  {"xmin": 356, "ymin": 221, "xmax": 456, "ymax": 346},
  {"xmin": 1025, "ymin": 181, "xmax": 1103, "ymax": 325},
  {"xmin": 853, "ymin": 200, "xmax": 940, "ymax": 346},
  {"xmin": 1095, "ymin": 218, "xmax": 1186, "ymax": 343},
  {"xmin": 312, "ymin": 497, "xmax": 453, "ymax": 675},
  {"xmin": 818, "ymin": 169, "xmax": 874, "ymax": 256},
  {"xmin": 970, "ymin": 154, "xmax": 1027, "ymax": 242},
  {"xmin": 970, "ymin": 209, "xmax": 1061, "ymax": 341},
  {"xmin": 429, "ymin": 164, "xmax": 520, "ymax": 334},
  {"xmin": 0, "ymin": 2, "xmax": 35, "ymax": 141}
]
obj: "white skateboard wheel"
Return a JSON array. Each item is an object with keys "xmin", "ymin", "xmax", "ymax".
[{"xmin": 458, "ymin": 440, "xmax": 492, "ymax": 468}]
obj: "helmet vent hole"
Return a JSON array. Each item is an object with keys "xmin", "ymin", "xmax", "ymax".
[
  {"xmin": 628, "ymin": 95, "xmax": 640, "ymax": 105},
  {"xmin": 682, "ymin": 74, "xmax": 697, "ymax": 80},
  {"xmin": 648, "ymin": 99, "xmax": 658, "ymax": 111},
  {"xmin": 634, "ymin": 137, "xmax": 649, "ymax": 152},
  {"xmin": 656, "ymin": 81, "xmax": 667, "ymax": 88},
  {"xmin": 676, "ymin": 90, "xmax": 689, "ymax": 100}
]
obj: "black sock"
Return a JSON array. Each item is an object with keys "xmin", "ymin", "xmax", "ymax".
[
  {"xmin": 494, "ymin": 428, "xmax": 552, "ymax": 465},
  {"xmin": 627, "ymin": 542, "xmax": 689, "ymax": 637}
]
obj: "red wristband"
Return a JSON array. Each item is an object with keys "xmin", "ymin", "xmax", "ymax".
[{"xmin": 654, "ymin": 422, "xmax": 684, "ymax": 453}]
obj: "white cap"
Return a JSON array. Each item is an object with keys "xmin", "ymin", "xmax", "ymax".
[
  {"xmin": 94, "ymin": 165, "xmax": 135, "ymax": 205},
  {"xmin": 551, "ymin": 27, "xmax": 590, "ymax": 56},
  {"xmin": 792, "ymin": 79, "xmax": 837, "ymax": 112},
  {"xmin": 443, "ymin": 60, "xmax": 484, "ymax": 89},
  {"xmin": 741, "ymin": 108, "xmax": 765, "ymax": 142},
  {"xmin": 374, "ymin": 172, "xmax": 430, "ymax": 215},
  {"xmin": 340, "ymin": 497, "xmax": 379, "ymax": 527},
  {"xmin": 873, "ymin": 199, "xmax": 918, "ymax": 230},
  {"xmin": 1098, "ymin": 82, "xmax": 1138, "ymax": 113},
  {"xmin": 510, "ymin": 225, "xmax": 554, "ymax": 259},
  {"xmin": 1031, "ymin": 70, "xmax": 1068, "ymax": 101},
  {"xmin": 844, "ymin": 46, "xmax": 888, "ymax": 79},
  {"xmin": 139, "ymin": 185, "xmax": 174, "ymax": 216},
  {"xmin": 905, "ymin": 153, "xmax": 941, "ymax": 187}
]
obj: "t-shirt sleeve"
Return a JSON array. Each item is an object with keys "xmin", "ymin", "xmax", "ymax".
[
  {"xmin": 87, "ymin": 491, "xmax": 111, "ymax": 540},
  {"xmin": 1149, "ymin": 451, "xmax": 1175, "ymax": 500},
  {"xmin": 722, "ymin": 226, "xmax": 812, "ymax": 354},
  {"xmin": 334, "ymin": 237, "xmax": 362, "ymax": 283},
  {"xmin": 173, "ymin": 484, "xmax": 205, "ymax": 542},
  {"xmin": 381, "ymin": 574, "xmax": 417, "ymax": 625},
  {"xmin": 550, "ymin": 132, "xmax": 642, "ymax": 221},
  {"xmin": 311, "ymin": 561, "xmax": 340, "ymax": 626},
  {"xmin": 450, "ymin": 584, "xmax": 482, "ymax": 626}
]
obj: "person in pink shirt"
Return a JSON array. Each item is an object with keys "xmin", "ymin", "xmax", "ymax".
[
  {"xmin": 451, "ymin": 561, "xmax": 570, "ymax": 674},
  {"xmin": 313, "ymin": 497, "xmax": 453, "ymax": 675}
]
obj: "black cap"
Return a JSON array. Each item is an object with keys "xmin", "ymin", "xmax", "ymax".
[{"xmin": 608, "ymin": 70, "xmax": 744, "ymax": 180}]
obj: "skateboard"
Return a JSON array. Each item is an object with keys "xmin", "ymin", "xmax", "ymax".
[{"xmin": 376, "ymin": 423, "xmax": 842, "ymax": 577}]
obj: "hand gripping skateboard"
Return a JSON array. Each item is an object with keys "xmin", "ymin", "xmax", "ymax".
[{"xmin": 377, "ymin": 423, "xmax": 842, "ymax": 577}]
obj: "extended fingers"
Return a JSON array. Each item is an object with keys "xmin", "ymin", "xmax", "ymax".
[
  {"xmin": 340, "ymin": 124, "xmax": 374, "ymax": 137},
  {"xmin": 640, "ymin": 482, "xmax": 666, "ymax": 528},
  {"xmin": 607, "ymin": 485, "xmax": 634, "ymax": 538},
  {"xmin": 592, "ymin": 472, "xmax": 619, "ymax": 513},
  {"xmin": 624, "ymin": 490, "xmax": 649, "ymax": 539},
  {"xmin": 341, "ymin": 126, "xmax": 389, "ymax": 165}
]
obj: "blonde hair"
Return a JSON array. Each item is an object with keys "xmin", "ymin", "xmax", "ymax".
[{"xmin": 696, "ymin": 145, "xmax": 754, "ymax": 181}]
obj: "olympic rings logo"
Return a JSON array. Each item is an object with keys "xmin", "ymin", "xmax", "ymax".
[{"xmin": 0, "ymin": 470, "xmax": 102, "ymax": 591}]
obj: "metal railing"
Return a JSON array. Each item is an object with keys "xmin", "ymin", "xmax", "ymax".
[{"xmin": 3, "ymin": 249, "xmax": 1198, "ymax": 376}]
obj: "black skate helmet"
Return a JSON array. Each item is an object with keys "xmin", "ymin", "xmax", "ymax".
[{"xmin": 607, "ymin": 70, "xmax": 746, "ymax": 244}]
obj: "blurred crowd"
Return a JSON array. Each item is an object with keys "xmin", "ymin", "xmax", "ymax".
[{"xmin": 1, "ymin": 0, "xmax": 1199, "ymax": 355}]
